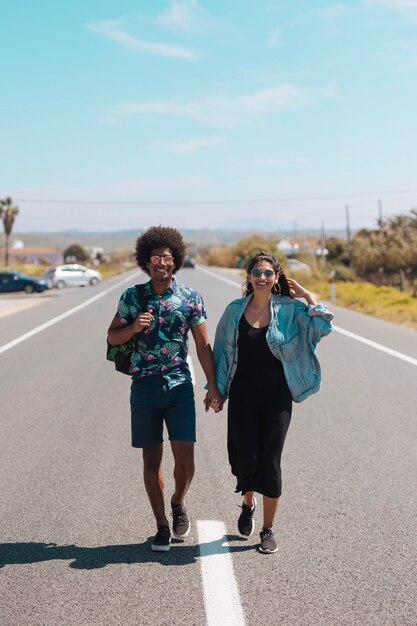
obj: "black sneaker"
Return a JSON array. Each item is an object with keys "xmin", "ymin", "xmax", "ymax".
[
  {"xmin": 171, "ymin": 501, "xmax": 191, "ymax": 540},
  {"xmin": 151, "ymin": 525, "xmax": 171, "ymax": 552},
  {"xmin": 258, "ymin": 526, "xmax": 278, "ymax": 554},
  {"xmin": 238, "ymin": 496, "xmax": 257, "ymax": 537}
]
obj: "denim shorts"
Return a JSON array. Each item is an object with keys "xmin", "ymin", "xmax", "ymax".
[{"xmin": 130, "ymin": 375, "xmax": 196, "ymax": 448}]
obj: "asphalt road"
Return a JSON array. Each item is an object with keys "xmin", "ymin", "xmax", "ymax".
[{"xmin": 1, "ymin": 268, "xmax": 416, "ymax": 626}]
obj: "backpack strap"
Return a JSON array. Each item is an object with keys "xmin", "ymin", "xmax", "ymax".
[
  {"xmin": 132, "ymin": 283, "xmax": 148, "ymax": 350},
  {"xmin": 135, "ymin": 283, "xmax": 148, "ymax": 311}
]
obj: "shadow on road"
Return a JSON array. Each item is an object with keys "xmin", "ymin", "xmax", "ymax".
[{"xmin": 0, "ymin": 535, "xmax": 254, "ymax": 570}]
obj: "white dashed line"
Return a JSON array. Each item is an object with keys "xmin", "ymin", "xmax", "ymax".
[{"xmin": 197, "ymin": 520, "xmax": 246, "ymax": 626}]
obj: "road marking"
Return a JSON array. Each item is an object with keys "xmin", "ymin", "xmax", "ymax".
[
  {"xmin": 198, "ymin": 266, "xmax": 244, "ymax": 289},
  {"xmin": 332, "ymin": 325, "xmax": 417, "ymax": 367},
  {"xmin": 0, "ymin": 273, "xmax": 141, "ymax": 355},
  {"xmin": 197, "ymin": 520, "xmax": 246, "ymax": 626},
  {"xmin": 201, "ymin": 266, "xmax": 417, "ymax": 368}
]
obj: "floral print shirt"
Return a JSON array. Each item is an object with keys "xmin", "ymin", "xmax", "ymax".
[{"xmin": 115, "ymin": 279, "xmax": 207, "ymax": 389}]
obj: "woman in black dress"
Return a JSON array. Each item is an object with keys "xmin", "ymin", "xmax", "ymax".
[{"xmin": 211, "ymin": 251, "xmax": 333, "ymax": 553}]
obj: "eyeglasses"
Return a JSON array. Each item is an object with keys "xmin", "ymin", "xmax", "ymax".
[
  {"xmin": 150, "ymin": 254, "xmax": 174, "ymax": 265},
  {"xmin": 251, "ymin": 268, "xmax": 274, "ymax": 278}
]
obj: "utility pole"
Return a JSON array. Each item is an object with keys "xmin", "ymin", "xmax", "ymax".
[
  {"xmin": 345, "ymin": 204, "xmax": 352, "ymax": 262},
  {"xmin": 319, "ymin": 221, "xmax": 327, "ymax": 268},
  {"xmin": 378, "ymin": 198, "xmax": 383, "ymax": 225},
  {"xmin": 320, "ymin": 221, "xmax": 326, "ymax": 253},
  {"xmin": 345, "ymin": 204, "xmax": 351, "ymax": 246}
]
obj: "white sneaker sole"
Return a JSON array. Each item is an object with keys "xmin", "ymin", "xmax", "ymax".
[
  {"xmin": 172, "ymin": 523, "xmax": 191, "ymax": 540},
  {"xmin": 258, "ymin": 545, "xmax": 278, "ymax": 554},
  {"xmin": 151, "ymin": 542, "xmax": 171, "ymax": 552}
]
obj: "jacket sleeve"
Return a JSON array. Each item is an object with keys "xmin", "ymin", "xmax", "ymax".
[
  {"xmin": 212, "ymin": 306, "xmax": 232, "ymax": 398},
  {"xmin": 294, "ymin": 301, "xmax": 334, "ymax": 347}
]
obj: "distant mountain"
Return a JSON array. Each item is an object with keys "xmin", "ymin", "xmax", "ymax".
[
  {"xmin": 220, "ymin": 218, "xmax": 285, "ymax": 232},
  {"xmin": 13, "ymin": 226, "xmax": 349, "ymax": 251}
]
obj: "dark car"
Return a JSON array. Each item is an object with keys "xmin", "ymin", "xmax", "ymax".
[
  {"xmin": 0, "ymin": 271, "xmax": 50, "ymax": 294},
  {"xmin": 183, "ymin": 255, "xmax": 196, "ymax": 268}
]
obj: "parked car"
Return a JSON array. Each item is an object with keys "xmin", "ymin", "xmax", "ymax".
[
  {"xmin": 0, "ymin": 271, "xmax": 50, "ymax": 294},
  {"xmin": 43, "ymin": 264, "xmax": 102, "ymax": 289},
  {"xmin": 183, "ymin": 255, "xmax": 196, "ymax": 268}
]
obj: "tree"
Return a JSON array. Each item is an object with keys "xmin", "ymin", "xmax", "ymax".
[
  {"xmin": 325, "ymin": 236, "xmax": 351, "ymax": 266},
  {"xmin": 0, "ymin": 197, "xmax": 19, "ymax": 266},
  {"xmin": 230, "ymin": 234, "xmax": 286, "ymax": 268},
  {"xmin": 63, "ymin": 243, "xmax": 90, "ymax": 263},
  {"xmin": 351, "ymin": 211, "xmax": 417, "ymax": 293}
]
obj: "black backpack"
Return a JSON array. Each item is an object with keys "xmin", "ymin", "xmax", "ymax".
[{"xmin": 106, "ymin": 284, "xmax": 148, "ymax": 375}]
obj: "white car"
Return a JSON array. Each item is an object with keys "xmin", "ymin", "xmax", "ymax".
[{"xmin": 44, "ymin": 264, "xmax": 102, "ymax": 289}]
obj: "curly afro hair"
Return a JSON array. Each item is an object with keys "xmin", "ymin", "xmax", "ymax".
[{"xmin": 135, "ymin": 225, "xmax": 186, "ymax": 275}]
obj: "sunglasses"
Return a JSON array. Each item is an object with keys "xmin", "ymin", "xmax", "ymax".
[
  {"xmin": 251, "ymin": 268, "xmax": 274, "ymax": 278},
  {"xmin": 150, "ymin": 254, "xmax": 174, "ymax": 265}
]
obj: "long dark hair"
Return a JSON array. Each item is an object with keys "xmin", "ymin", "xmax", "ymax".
[{"xmin": 243, "ymin": 251, "xmax": 292, "ymax": 297}]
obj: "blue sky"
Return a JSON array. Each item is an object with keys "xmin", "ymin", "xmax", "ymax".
[{"xmin": 1, "ymin": 0, "xmax": 417, "ymax": 233}]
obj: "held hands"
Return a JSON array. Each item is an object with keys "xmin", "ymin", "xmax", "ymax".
[{"xmin": 204, "ymin": 386, "xmax": 224, "ymax": 413}]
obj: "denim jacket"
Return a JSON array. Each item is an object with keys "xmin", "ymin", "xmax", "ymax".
[{"xmin": 213, "ymin": 294, "xmax": 334, "ymax": 403}]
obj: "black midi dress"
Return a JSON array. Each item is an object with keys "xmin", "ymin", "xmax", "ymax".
[{"xmin": 227, "ymin": 314, "xmax": 293, "ymax": 499}]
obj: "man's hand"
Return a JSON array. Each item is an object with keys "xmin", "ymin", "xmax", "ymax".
[{"xmin": 132, "ymin": 310, "xmax": 154, "ymax": 333}]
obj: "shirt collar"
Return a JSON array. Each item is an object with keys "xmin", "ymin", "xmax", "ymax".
[{"xmin": 144, "ymin": 278, "xmax": 176, "ymax": 297}]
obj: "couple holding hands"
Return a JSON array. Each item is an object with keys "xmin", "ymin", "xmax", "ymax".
[{"xmin": 107, "ymin": 226, "xmax": 333, "ymax": 554}]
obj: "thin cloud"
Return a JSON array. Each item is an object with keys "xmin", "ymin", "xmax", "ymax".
[
  {"xmin": 157, "ymin": 0, "xmax": 221, "ymax": 33},
  {"xmin": 235, "ymin": 85, "xmax": 308, "ymax": 112},
  {"xmin": 164, "ymin": 136, "xmax": 223, "ymax": 153},
  {"xmin": 316, "ymin": 4, "xmax": 351, "ymax": 19},
  {"xmin": 100, "ymin": 84, "xmax": 323, "ymax": 126},
  {"xmin": 267, "ymin": 27, "xmax": 282, "ymax": 48},
  {"xmin": 85, "ymin": 20, "xmax": 199, "ymax": 60},
  {"xmin": 251, "ymin": 158, "xmax": 310, "ymax": 167},
  {"xmin": 365, "ymin": 0, "xmax": 417, "ymax": 7}
]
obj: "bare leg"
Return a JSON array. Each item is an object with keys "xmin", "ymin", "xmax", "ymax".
[
  {"xmin": 170, "ymin": 441, "xmax": 195, "ymax": 505},
  {"xmin": 243, "ymin": 491, "xmax": 255, "ymax": 507},
  {"xmin": 143, "ymin": 444, "xmax": 169, "ymax": 528},
  {"xmin": 263, "ymin": 495, "xmax": 280, "ymax": 528}
]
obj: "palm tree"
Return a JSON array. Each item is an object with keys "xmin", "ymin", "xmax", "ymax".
[{"xmin": 0, "ymin": 197, "xmax": 19, "ymax": 266}]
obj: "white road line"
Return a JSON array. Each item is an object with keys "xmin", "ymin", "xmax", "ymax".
[
  {"xmin": 197, "ymin": 520, "xmax": 246, "ymax": 626},
  {"xmin": 198, "ymin": 266, "xmax": 244, "ymax": 289},
  {"xmin": 0, "ymin": 273, "xmax": 141, "ymax": 355},
  {"xmin": 201, "ymin": 266, "xmax": 417, "ymax": 368},
  {"xmin": 332, "ymin": 325, "xmax": 417, "ymax": 367}
]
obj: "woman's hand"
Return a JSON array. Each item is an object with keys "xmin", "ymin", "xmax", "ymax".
[
  {"xmin": 287, "ymin": 278, "xmax": 307, "ymax": 298},
  {"xmin": 287, "ymin": 278, "xmax": 317, "ymax": 305}
]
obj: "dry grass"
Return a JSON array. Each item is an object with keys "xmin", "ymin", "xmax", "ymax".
[{"xmin": 309, "ymin": 280, "xmax": 417, "ymax": 330}]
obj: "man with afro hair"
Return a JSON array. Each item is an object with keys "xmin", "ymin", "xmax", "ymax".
[{"xmin": 108, "ymin": 225, "xmax": 223, "ymax": 552}]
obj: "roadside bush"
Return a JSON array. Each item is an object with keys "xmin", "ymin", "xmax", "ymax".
[
  {"xmin": 331, "ymin": 264, "xmax": 357, "ymax": 282},
  {"xmin": 204, "ymin": 245, "xmax": 235, "ymax": 267}
]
